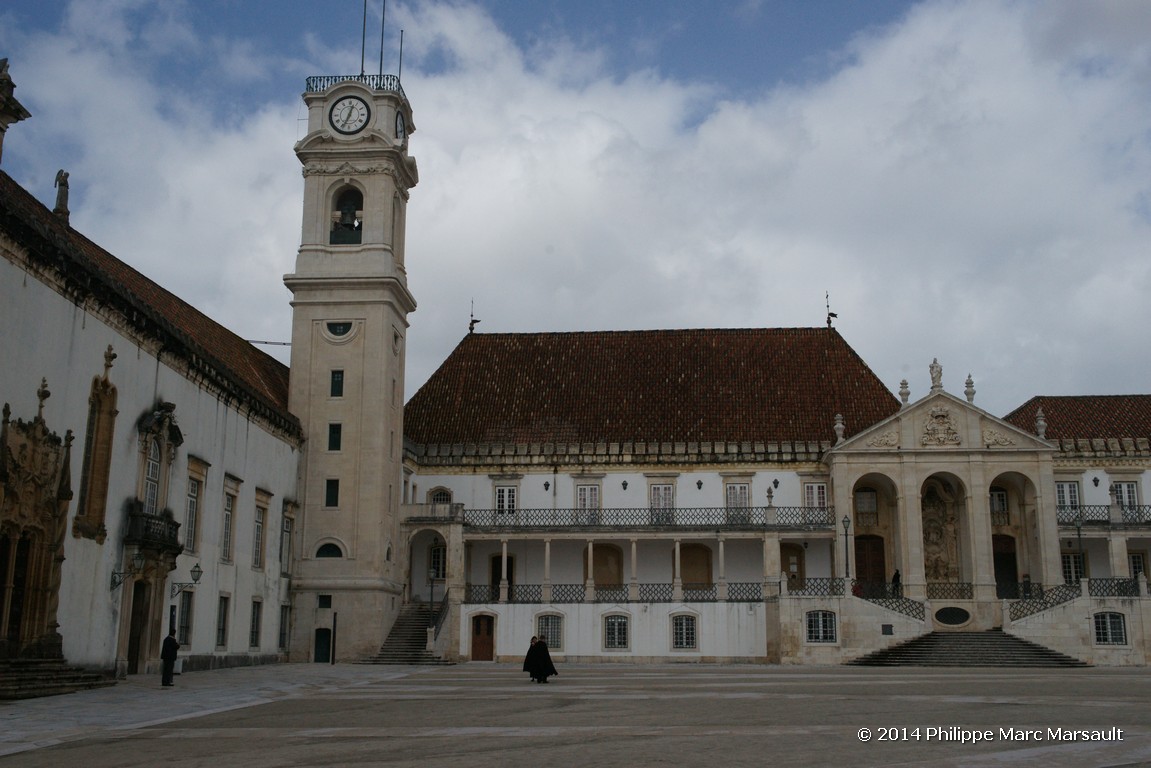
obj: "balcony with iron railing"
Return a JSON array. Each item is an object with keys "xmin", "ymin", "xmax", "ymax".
[
  {"xmin": 456, "ymin": 505, "xmax": 836, "ymax": 531},
  {"xmin": 463, "ymin": 581, "xmax": 769, "ymax": 604},
  {"xmin": 123, "ymin": 502, "xmax": 182, "ymax": 555},
  {"xmin": 305, "ymin": 73, "xmax": 405, "ymax": 97},
  {"xmin": 1056, "ymin": 504, "xmax": 1151, "ymax": 527}
]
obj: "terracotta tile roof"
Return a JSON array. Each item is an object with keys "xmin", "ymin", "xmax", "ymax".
[
  {"xmin": 1003, "ymin": 395, "xmax": 1151, "ymax": 441},
  {"xmin": 0, "ymin": 170, "xmax": 300, "ymax": 438},
  {"xmin": 404, "ymin": 329, "xmax": 900, "ymax": 446}
]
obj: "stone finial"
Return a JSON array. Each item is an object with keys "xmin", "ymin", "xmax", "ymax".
[
  {"xmin": 102, "ymin": 345, "xmax": 117, "ymax": 380},
  {"xmin": 765, "ymin": 486, "xmax": 774, "ymax": 507},
  {"xmin": 899, "ymin": 379, "xmax": 910, "ymax": 407},
  {"xmin": 964, "ymin": 373, "xmax": 975, "ymax": 404},
  {"xmin": 1035, "ymin": 406, "xmax": 1047, "ymax": 439},
  {"xmin": 929, "ymin": 358, "xmax": 943, "ymax": 393},
  {"xmin": 53, "ymin": 169, "xmax": 70, "ymax": 222},
  {"xmin": 36, "ymin": 377, "xmax": 50, "ymax": 420},
  {"xmin": 833, "ymin": 413, "xmax": 845, "ymax": 444}
]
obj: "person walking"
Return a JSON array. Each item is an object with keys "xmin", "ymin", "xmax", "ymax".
[
  {"xmin": 161, "ymin": 628, "xmax": 180, "ymax": 687},
  {"xmin": 529, "ymin": 636, "xmax": 558, "ymax": 684},
  {"xmin": 522, "ymin": 636, "xmax": 538, "ymax": 681},
  {"xmin": 891, "ymin": 569, "xmax": 902, "ymax": 598}
]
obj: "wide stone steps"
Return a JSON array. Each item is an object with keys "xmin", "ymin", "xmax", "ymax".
[
  {"xmin": 359, "ymin": 604, "xmax": 454, "ymax": 665},
  {"xmin": 847, "ymin": 629, "xmax": 1089, "ymax": 668},
  {"xmin": 0, "ymin": 659, "xmax": 117, "ymax": 700}
]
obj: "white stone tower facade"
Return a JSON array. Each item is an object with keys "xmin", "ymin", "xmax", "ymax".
[{"xmin": 285, "ymin": 74, "xmax": 417, "ymax": 661}]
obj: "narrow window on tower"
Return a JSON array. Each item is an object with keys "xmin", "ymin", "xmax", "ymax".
[
  {"xmin": 330, "ymin": 370, "xmax": 344, "ymax": 398},
  {"xmin": 328, "ymin": 423, "xmax": 342, "ymax": 452},
  {"xmin": 330, "ymin": 187, "xmax": 363, "ymax": 245},
  {"xmin": 325, "ymin": 479, "xmax": 340, "ymax": 508}
]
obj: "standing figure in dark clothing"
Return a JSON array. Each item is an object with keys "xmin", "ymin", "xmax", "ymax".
[
  {"xmin": 528, "ymin": 636, "xmax": 558, "ymax": 683},
  {"xmin": 161, "ymin": 628, "xmax": 180, "ymax": 687},
  {"xmin": 891, "ymin": 569, "xmax": 902, "ymax": 598},
  {"xmin": 523, "ymin": 636, "xmax": 538, "ymax": 681}
]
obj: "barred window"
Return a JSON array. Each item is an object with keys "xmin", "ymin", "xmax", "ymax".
[
  {"xmin": 1093, "ymin": 612, "xmax": 1126, "ymax": 645},
  {"xmin": 249, "ymin": 600, "xmax": 263, "ymax": 648},
  {"xmin": 536, "ymin": 614, "xmax": 563, "ymax": 650},
  {"xmin": 184, "ymin": 477, "xmax": 200, "ymax": 552},
  {"xmin": 222, "ymin": 493, "xmax": 235, "ymax": 562},
  {"xmin": 806, "ymin": 610, "xmax": 837, "ymax": 643},
  {"xmin": 177, "ymin": 591, "xmax": 194, "ymax": 645},
  {"xmin": 604, "ymin": 614, "xmax": 629, "ymax": 650},
  {"xmin": 671, "ymin": 614, "xmax": 697, "ymax": 650},
  {"xmin": 216, "ymin": 596, "xmax": 230, "ymax": 648},
  {"xmin": 278, "ymin": 604, "xmax": 291, "ymax": 650}
]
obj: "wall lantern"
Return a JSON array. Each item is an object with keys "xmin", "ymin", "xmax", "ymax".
[
  {"xmin": 110, "ymin": 550, "xmax": 146, "ymax": 591},
  {"xmin": 1092, "ymin": 477, "xmax": 1100, "ymax": 487},
  {"xmin": 544, "ymin": 481, "xmax": 550, "ymax": 491},
  {"xmin": 170, "ymin": 562, "xmax": 204, "ymax": 598},
  {"xmin": 772, "ymin": 478, "xmax": 780, "ymax": 489},
  {"xmin": 696, "ymin": 480, "xmax": 703, "ymax": 490},
  {"xmin": 622, "ymin": 480, "xmax": 628, "ymax": 490}
]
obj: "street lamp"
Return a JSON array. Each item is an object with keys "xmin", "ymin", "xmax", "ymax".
[
  {"xmin": 110, "ymin": 550, "xmax": 146, "ymax": 591},
  {"xmin": 170, "ymin": 562, "xmax": 204, "ymax": 598},
  {"xmin": 841, "ymin": 515, "xmax": 851, "ymax": 580}
]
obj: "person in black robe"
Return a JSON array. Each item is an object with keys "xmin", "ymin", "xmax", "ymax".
[
  {"xmin": 528, "ymin": 636, "xmax": 558, "ymax": 683},
  {"xmin": 161, "ymin": 628, "xmax": 180, "ymax": 687},
  {"xmin": 522, "ymin": 636, "xmax": 538, "ymax": 681}
]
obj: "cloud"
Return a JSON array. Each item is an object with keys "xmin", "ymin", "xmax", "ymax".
[{"xmin": 4, "ymin": 0, "xmax": 1150, "ymax": 420}]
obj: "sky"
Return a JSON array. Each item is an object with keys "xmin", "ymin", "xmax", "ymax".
[{"xmin": 2, "ymin": 0, "xmax": 1150, "ymax": 420}]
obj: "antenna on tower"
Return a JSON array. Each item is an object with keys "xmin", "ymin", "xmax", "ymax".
[
  {"xmin": 825, "ymin": 291, "xmax": 838, "ymax": 328},
  {"xmin": 469, "ymin": 299, "xmax": 481, "ymax": 334},
  {"xmin": 378, "ymin": 0, "xmax": 387, "ymax": 77},
  {"xmin": 360, "ymin": 0, "xmax": 368, "ymax": 76},
  {"xmin": 398, "ymin": 29, "xmax": 405, "ymax": 81}
]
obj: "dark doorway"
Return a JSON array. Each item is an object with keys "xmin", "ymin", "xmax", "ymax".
[
  {"xmin": 854, "ymin": 535, "xmax": 887, "ymax": 596},
  {"xmin": 471, "ymin": 615, "xmax": 494, "ymax": 661},
  {"xmin": 489, "ymin": 555, "xmax": 514, "ymax": 589},
  {"xmin": 313, "ymin": 628, "xmax": 332, "ymax": 663},
  {"xmin": 127, "ymin": 580, "xmax": 150, "ymax": 674},
  {"xmin": 993, "ymin": 534, "xmax": 1019, "ymax": 598}
]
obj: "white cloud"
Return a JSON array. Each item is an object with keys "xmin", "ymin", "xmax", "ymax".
[{"xmin": 4, "ymin": 0, "xmax": 1150, "ymax": 418}]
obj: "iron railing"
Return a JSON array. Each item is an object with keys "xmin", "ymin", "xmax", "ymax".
[
  {"xmin": 996, "ymin": 582, "xmax": 1044, "ymax": 600},
  {"xmin": 550, "ymin": 584, "xmax": 586, "ymax": 603},
  {"xmin": 1121, "ymin": 506, "xmax": 1151, "ymax": 524},
  {"xmin": 593, "ymin": 585, "xmax": 629, "ymax": 603},
  {"xmin": 305, "ymin": 74, "xmax": 405, "ymax": 97},
  {"xmin": 509, "ymin": 584, "xmax": 542, "ymax": 603},
  {"xmin": 926, "ymin": 582, "xmax": 974, "ymax": 600},
  {"xmin": 1056, "ymin": 505, "xmax": 1111, "ymax": 524},
  {"xmin": 787, "ymin": 577, "xmax": 844, "ymax": 597},
  {"xmin": 727, "ymin": 582, "xmax": 763, "ymax": 602},
  {"xmin": 1088, "ymin": 578, "xmax": 1139, "ymax": 598},
  {"xmin": 638, "ymin": 583, "xmax": 675, "ymax": 602},
  {"xmin": 460, "ymin": 506, "xmax": 835, "ymax": 530},
  {"xmin": 683, "ymin": 582, "xmax": 718, "ymax": 602},
  {"xmin": 433, "ymin": 589, "xmax": 450, "ymax": 640},
  {"xmin": 1009, "ymin": 583, "xmax": 1080, "ymax": 621},
  {"xmin": 463, "ymin": 584, "xmax": 498, "ymax": 603},
  {"xmin": 123, "ymin": 504, "xmax": 182, "ymax": 555}
]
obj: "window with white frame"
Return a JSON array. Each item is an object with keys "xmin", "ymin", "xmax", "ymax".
[
  {"xmin": 280, "ymin": 512, "xmax": 293, "ymax": 576},
  {"xmin": 1129, "ymin": 552, "xmax": 1146, "ymax": 579},
  {"xmin": 725, "ymin": 482, "xmax": 750, "ymax": 508},
  {"xmin": 1113, "ymin": 481, "xmax": 1139, "ymax": 510},
  {"xmin": 804, "ymin": 482, "xmax": 828, "ymax": 508},
  {"xmin": 177, "ymin": 591, "xmax": 193, "ymax": 645},
  {"xmin": 537, "ymin": 614, "xmax": 562, "ymax": 650},
  {"xmin": 429, "ymin": 488, "xmax": 452, "ymax": 505},
  {"xmin": 576, "ymin": 484, "xmax": 601, "ymax": 509},
  {"xmin": 1055, "ymin": 481, "xmax": 1080, "ymax": 509},
  {"xmin": 143, "ymin": 440, "xmax": 161, "ymax": 515},
  {"xmin": 222, "ymin": 492, "xmax": 235, "ymax": 562},
  {"xmin": 1093, "ymin": 612, "xmax": 1127, "ymax": 645},
  {"xmin": 249, "ymin": 600, "xmax": 262, "ymax": 648},
  {"xmin": 216, "ymin": 595, "xmax": 230, "ymax": 648},
  {"xmin": 252, "ymin": 505, "xmax": 266, "ymax": 569},
  {"xmin": 495, "ymin": 485, "xmax": 517, "ymax": 513},
  {"xmin": 429, "ymin": 543, "xmax": 446, "ymax": 580},
  {"xmin": 806, "ymin": 610, "xmax": 837, "ymax": 643},
  {"xmin": 989, "ymin": 488, "xmax": 1009, "ymax": 526},
  {"xmin": 604, "ymin": 614, "xmax": 629, "ymax": 650},
  {"xmin": 650, "ymin": 483, "xmax": 675, "ymax": 508},
  {"xmin": 137, "ymin": 403, "xmax": 182, "ymax": 516},
  {"xmin": 184, "ymin": 476, "xmax": 200, "ymax": 552},
  {"xmin": 671, "ymin": 614, "xmax": 697, "ymax": 650},
  {"xmin": 1062, "ymin": 552, "xmax": 1085, "ymax": 584},
  {"xmin": 854, "ymin": 489, "xmax": 878, "ymax": 527}
]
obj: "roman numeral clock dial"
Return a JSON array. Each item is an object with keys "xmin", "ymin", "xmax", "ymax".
[{"xmin": 329, "ymin": 95, "xmax": 370, "ymax": 135}]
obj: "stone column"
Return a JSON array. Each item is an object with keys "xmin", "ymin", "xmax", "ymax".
[
  {"xmin": 498, "ymin": 539, "xmax": 508, "ymax": 603},
  {"xmin": 716, "ymin": 536, "xmax": 728, "ymax": 601},
  {"xmin": 584, "ymin": 539, "xmax": 595, "ymax": 601},
  {"xmin": 541, "ymin": 538, "xmax": 552, "ymax": 603},
  {"xmin": 763, "ymin": 533, "xmax": 781, "ymax": 598},
  {"xmin": 967, "ymin": 484, "xmax": 998, "ymax": 602},
  {"xmin": 672, "ymin": 538, "xmax": 683, "ymax": 601},
  {"xmin": 1107, "ymin": 535, "xmax": 1129, "ymax": 578},
  {"xmin": 628, "ymin": 538, "xmax": 639, "ymax": 601},
  {"xmin": 898, "ymin": 464, "xmax": 926, "ymax": 600}
]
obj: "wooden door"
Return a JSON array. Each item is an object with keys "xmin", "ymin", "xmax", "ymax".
[
  {"xmin": 127, "ymin": 581, "xmax": 149, "ymax": 674},
  {"xmin": 471, "ymin": 615, "xmax": 494, "ymax": 661},
  {"xmin": 780, "ymin": 543, "xmax": 806, "ymax": 590},
  {"xmin": 313, "ymin": 628, "xmax": 331, "ymax": 663},
  {"xmin": 854, "ymin": 535, "xmax": 886, "ymax": 595}
]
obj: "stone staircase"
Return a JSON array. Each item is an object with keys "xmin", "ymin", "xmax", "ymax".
[
  {"xmin": 847, "ymin": 629, "xmax": 1089, "ymax": 668},
  {"xmin": 359, "ymin": 603, "xmax": 453, "ymax": 665},
  {"xmin": 0, "ymin": 659, "xmax": 117, "ymax": 700}
]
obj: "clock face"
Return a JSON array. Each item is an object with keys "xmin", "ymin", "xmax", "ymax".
[
  {"xmin": 329, "ymin": 96, "xmax": 371, "ymax": 135},
  {"xmin": 395, "ymin": 111, "xmax": 407, "ymax": 140}
]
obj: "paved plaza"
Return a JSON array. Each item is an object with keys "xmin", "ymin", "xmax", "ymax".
[{"xmin": 2, "ymin": 662, "xmax": 1150, "ymax": 767}]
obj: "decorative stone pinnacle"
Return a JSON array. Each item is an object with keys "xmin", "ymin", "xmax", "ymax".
[{"xmin": 964, "ymin": 373, "xmax": 975, "ymax": 404}]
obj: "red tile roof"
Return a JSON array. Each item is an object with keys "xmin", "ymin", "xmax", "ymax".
[
  {"xmin": 404, "ymin": 329, "xmax": 900, "ymax": 446},
  {"xmin": 0, "ymin": 170, "xmax": 300, "ymax": 438},
  {"xmin": 1004, "ymin": 395, "xmax": 1151, "ymax": 441}
]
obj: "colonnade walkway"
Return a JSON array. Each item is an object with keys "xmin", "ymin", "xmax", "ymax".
[{"xmin": 2, "ymin": 661, "xmax": 1150, "ymax": 767}]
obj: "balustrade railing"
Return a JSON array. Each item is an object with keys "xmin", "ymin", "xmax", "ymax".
[
  {"xmin": 123, "ymin": 505, "xmax": 182, "ymax": 554},
  {"xmin": 996, "ymin": 582, "xmax": 1044, "ymax": 600},
  {"xmin": 926, "ymin": 582, "xmax": 974, "ymax": 600},
  {"xmin": 433, "ymin": 589, "xmax": 450, "ymax": 639},
  {"xmin": 1121, "ymin": 505, "xmax": 1151, "ymax": 524},
  {"xmin": 463, "ymin": 584, "xmax": 498, "ymax": 604},
  {"xmin": 638, "ymin": 582, "xmax": 675, "ymax": 602},
  {"xmin": 787, "ymin": 577, "xmax": 844, "ymax": 597},
  {"xmin": 1009, "ymin": 582, "xmax": 1080, "ymax": 621},
  {"xmin": 460, "ymin": 505, "xmax": 835, "ymax": 530},
  {"xmin": 1088, "ymin": 578, "xmax": 1139, "ymax": 598}
]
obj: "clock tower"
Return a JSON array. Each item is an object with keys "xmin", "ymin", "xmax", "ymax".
[{"xmin": 284, "ymin": 73, "xmax": 417, "ymax": 661}]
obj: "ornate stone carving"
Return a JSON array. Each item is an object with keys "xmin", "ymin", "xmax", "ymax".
[
  {"xmin": 922, "ymin": 405, "xmax": 961, "ymax": 446},
  {"xmin": 982, "ymin": 428, "xmax": 1015, "ymax": 447},
  {"xmin": 866, "ymin": 431, "xmax": 899, "ymax": 448},
  {"xmin": 301, "ymin": 160, "xmax": 396, "ymax": 177},
  {"xmin": 921, "ymin": 484, "xmax": 959, "ymax": 582},
  {"xmin": 929, "ymin": 358, "xmax": 943, "ymax": 393}
]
